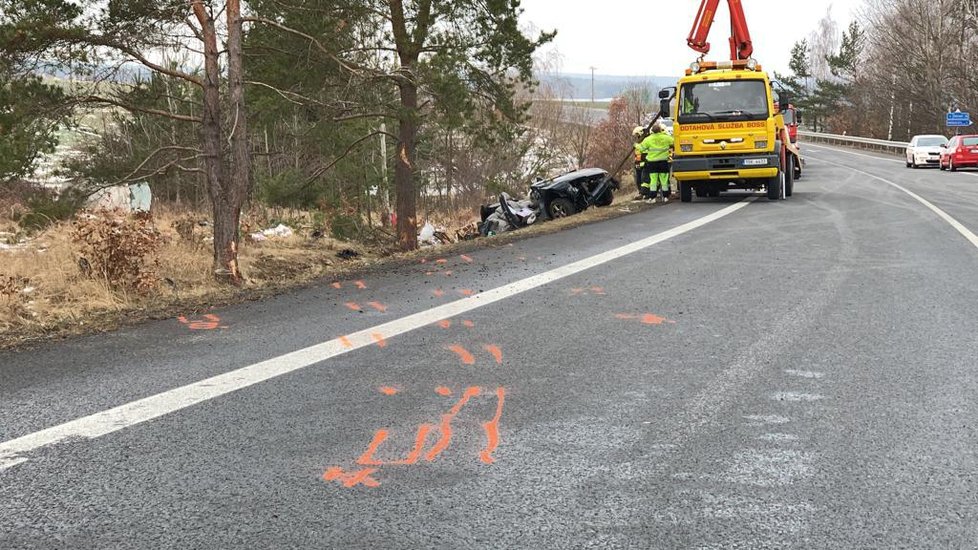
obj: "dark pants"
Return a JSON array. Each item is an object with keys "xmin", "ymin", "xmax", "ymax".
[{"xmin": 634, "ymin": 164, "xmax": 645, "ymax": 194}]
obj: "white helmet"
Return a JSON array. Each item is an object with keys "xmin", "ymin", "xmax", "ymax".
[{"xmin": 632, "ymin": 126, "xmax": 645, "ymax": 136}]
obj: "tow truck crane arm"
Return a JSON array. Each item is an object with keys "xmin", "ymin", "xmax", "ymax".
[{"xmin": 687, "ymin": 0, "xmax": 754, "ymax": 61}]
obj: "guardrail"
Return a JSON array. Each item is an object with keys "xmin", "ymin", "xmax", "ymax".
[{"xmin": 798, "ymin": 130, "xmax": 908, "ymax": 155}]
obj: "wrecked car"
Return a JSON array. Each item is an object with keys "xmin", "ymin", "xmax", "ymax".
[
  {"xmin": 480, "ymin": 193, "xmax": 538, "ymax": 236},
  {"xmin": 529, "ymin": 168, "xmax": 619, "ymax": 220}
]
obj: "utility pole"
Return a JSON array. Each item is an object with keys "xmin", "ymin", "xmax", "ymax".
[{"xmin": 589, "ymin": 66, "xmax": 597, "ymax": 104}]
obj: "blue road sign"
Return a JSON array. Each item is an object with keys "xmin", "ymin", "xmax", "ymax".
[{"xmin": 947, "ymin": 111, "xmax": 972, "ymax": 127}]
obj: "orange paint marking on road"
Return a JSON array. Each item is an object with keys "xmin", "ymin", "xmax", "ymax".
[
  {"xmin": 356, "ymin": 429, "xmax": 389, "ymax": 466},
  {"xmin": 459, "ymin": 289, "xmax": 476, "ymax": 297},
  {"xmin": 339, "ymin": 336, "xmax": 353, "ymax": 349},
  {"xmin": 367, "ymin": 301, "xmax": 387, "ymax": 312},
  {"xmin": 570, "ymin": 288, "xmax": 586, "ymax": 295},
  {"xmin": 480, "ymin": 387, "xmax": 506, "ymax": 464},
  {"xmin": 392, "ymin": 424, "xmax": 433, "ymax": 465},
  {"xmin": 443, "ymin": 270, "xmax": 454, "ymax": 276},
  {"xmin": 617, "ymin": 313, "xmax": 676, "ymax": 325},
  {"xmin": 345, "ymin": 302, "xmax": 361, "ymax": 311},
  {"xmin": 331, "ymin": 282, "xmax": 342, "ymax": 289},
  {"xmin": 433, "ymin": 289, "xmax": 445, "ymax": 298},
  {"xmin": 323, "ymin": 466, "xmax": 380, "ymax": 488},
  {"xmin": 483, "ymin": 344, "xmax": 503, "ymax": 364},
  {"xmin": 447, "ymin": 344, "xmax": 475, "ymax": 365},
  {"xmin": 426, "ymin": 386, "xmax": 481, "ymax": 461},
  {"xmin": 178, "ymin": 314, "xmax": 225, "ymax": 330},
  {"xmin": 435, "ymin": 386, "xmax": 452, "ymax": 396},
  {"xmin": 591, "ymin": 287, "xmax": 606, "ymax": 295},
  {"xmin": 379, "ymin": 387, "xmax": 399, "ymax": 396},
  {"xmin": 462, "ymin": 320, "xmax": 475, "ymax": 328},
  {"xmin": 641, "ymin": 314, "xmax": 675, "ymax": 325},
  {"xmin": 438, "ymin": 320, "xmax": 452, "ymax": 329},
  {"xmin": 355, "ymin": 280, "xmax": 368, "ymax": 290},
  {"xmin": 425, "ymin": 271, "xmax": 435, "ymax": 276},
  {"xmin": 460, "ymin": 254, "xmax": 474, "ymax": 263},
  {"xmin": 436, "ymin": 258, "xmax": 448, "ymax": 264},
  {"xmin": 372, "ymin": 333, "xmax": 388, "ymax": 348}
]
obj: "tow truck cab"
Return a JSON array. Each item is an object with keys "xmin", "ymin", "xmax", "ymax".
[{"xmin": 659, "ymin": 59, "xmax": 794, "ymax": 201}]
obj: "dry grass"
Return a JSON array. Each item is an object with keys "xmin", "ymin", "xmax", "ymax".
[
  {"xmin": 0, "ymin": 190, "xmax": 654, "ymax": 348},
  {"xmin": 0, "ymin": 207, "xmax": 385, "ymax": 344}
]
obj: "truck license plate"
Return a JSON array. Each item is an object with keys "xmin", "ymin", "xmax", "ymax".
[{"xmin": 743, "ymin": 159, "xmax": 768, "ymax": 166}]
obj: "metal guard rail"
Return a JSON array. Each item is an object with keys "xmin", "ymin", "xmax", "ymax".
[{"xmin": 798, "ymin": 130, "xmax": 908, "ymax": 154}]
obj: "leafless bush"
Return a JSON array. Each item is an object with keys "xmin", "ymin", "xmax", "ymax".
[{"xmin": 72, "ymin": 211, "xmax": 165, "ymax": 293}]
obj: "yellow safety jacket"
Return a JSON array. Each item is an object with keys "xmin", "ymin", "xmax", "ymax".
[{"xmin": 639, "ymin": 132, "xmax": 674, "ymax": 163}]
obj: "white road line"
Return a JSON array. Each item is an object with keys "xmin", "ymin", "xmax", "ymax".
[
  {"xmin": 815, "ymin": 157, "xmax": 978, "ymax": 250},
  {"xmin": 807, "ymin": 143, "xmax": 978, "ymax": 178},
  {"xmin": 805, "ymin": 143, "xmax": 905, "ymax": 164},
  {"xmin": 0, "ymin": 199, "xmax": 753, "ymax": 471}
]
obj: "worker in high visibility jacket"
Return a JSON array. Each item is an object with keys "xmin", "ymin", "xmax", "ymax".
[
  {"xmin": 639, "ymin": 121, "xmax": 674, "ymax": 203},
  {"xmin": 632, "ymin": 126, "xmax": 648, "ymax": 198}
]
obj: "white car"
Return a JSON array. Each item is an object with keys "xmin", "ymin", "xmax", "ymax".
[{"xmin": 906, "ymin": 134, "xmax": 948, "ymax": 168}]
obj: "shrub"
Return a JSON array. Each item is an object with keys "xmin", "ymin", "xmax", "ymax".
[
  {"xmin": 72, "ymin": 211, "xmax": 165, "ymax": 293},
  {"xmin": 19, "ymin": 188, "xmax": 87, "ymax": 231}
]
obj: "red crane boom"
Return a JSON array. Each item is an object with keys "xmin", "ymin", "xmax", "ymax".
[{"xmin": 687, "ymin": 0, "xmax": 754, "ymax": 61}]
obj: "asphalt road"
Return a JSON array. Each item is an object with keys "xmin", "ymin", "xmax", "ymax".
[{"xmin": 3, "ymin": 147, "xmax": 978, "ymax": 549}]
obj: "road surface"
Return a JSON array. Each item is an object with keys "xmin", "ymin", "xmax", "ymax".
[{"xmin": 2, "ymin": 146, "xmax": 978, "ymax": 549}]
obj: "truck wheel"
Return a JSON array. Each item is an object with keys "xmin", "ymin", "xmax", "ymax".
[
  {"xmin": 767, "ymin": 171, "xmax": 783, "ymax": 201},
  {"xmin": 784, "ymin": 155, "xmax": 795, "ymax": 197},
  {"xmin": 548, "ymin": 197, "xmax": 577, "ymax": 218},
  {"xmin": 679, "ymin": 182, "xmax": 693, "ymax": 202}
]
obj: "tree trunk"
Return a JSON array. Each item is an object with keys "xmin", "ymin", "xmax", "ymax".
[
  {"xmin": 395, "ymin": 74, "xmax": 419, "ymax": 250},
  {"xmin": 225, "ymin": 0, "xmax": 250, "ymax": 281},
  {"xmin": 193, "ymin": 1, "xmax": 242, "ymax": 284}
]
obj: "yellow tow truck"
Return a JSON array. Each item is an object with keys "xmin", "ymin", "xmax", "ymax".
[{"xmin": 657, "ymin": 0, "xmax": 800, "ymax": 202}]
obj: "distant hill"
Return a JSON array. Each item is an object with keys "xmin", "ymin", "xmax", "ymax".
[{"xmin": 538, "ymin": 73, "xmax": 680, "ymax": 100}]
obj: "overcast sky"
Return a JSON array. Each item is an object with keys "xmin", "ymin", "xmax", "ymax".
[{"xmin": 519, "ymin": 0, "xmax": 860, "ymax": 76}]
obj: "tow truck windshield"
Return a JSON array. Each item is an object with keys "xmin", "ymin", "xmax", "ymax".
[{"xmin": 678, "ymin": 80, "xmax": 768, "ymax": 123}]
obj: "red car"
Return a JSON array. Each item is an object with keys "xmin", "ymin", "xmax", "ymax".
[{"xmin": 940, "ymin": 135, "xmax": 978, "ymax": 171}]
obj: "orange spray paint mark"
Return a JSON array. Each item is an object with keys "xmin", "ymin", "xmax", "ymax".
[
  {"xmin": 178, "ymin": 314, "xmax": 226, "ymax": 330},
  {"xmin": 570, "ymin": 288, "xmax": 586, "ymax": 295},
  {"xmin": 438, "ymin": 320, "xmax": 452, "ymax": 329},
  {"xmin": 345, "ymin": 302, "xmax": 361, "ymax": 311},
  {"xmin": 436, "ymin": 258, "xmax": 448, "ymax": 264},
  {"xmin": 323, "ymin": 467, "xmax": 380, "ymax": 488},
  {"xmin": 443, "ymin": 271, "xmax": 454, "ymax": 276},
  {"xmin": 447, "ymin": 344, "xmax": 475, "ymax": 365},
  {"xmin": 641, "ymin": 314, "xmax": 669, "ymax": 325},
  {"xmin": 426, "ymin": 386, "xmax": 481, "ymax": 461},
  {"xmin": 355, "ymin": 280, "xmax": 367, "ymax": 290},
  {"xmin": 480, "ymin": 388, "xmax": 506, "ymax": 464},
  {"xmin": 462, "ymin": 320, "xmax": 475, "ymax": 328},
  {"xmin": 435, "ymin": 386, "xmax": 453, "ymax": 396},
  {"xmin": 433, "ymin": 289, "xmax": 445, "ymax": 298},
  {"xmin": 392, "ymin": 424, "xmax": 433, "ymax": 465},
  {"xmin": 379, "ymin": 387, "xmax": 399, "ymax": 396},
  {"xmin": 483, "ymin": 344, "xmax": 503, "ymax": 364},
  {"xmin": 357, "ymin": 429, "xmax": 389, "ymax": 465},
  {"xmin": 425, "ymin": 271, "xmax": 435, "ymax": 276},
  {"xmin": 459, "ymin": 289, "xmax": 475, "ymax": 297},
  {"xmin": 339, "ymin": 336, "xmax": 353, "ymax": 349},
  {"xmin": 460, "ymin": 254, "xmax": 474, "ymax": 263},
  {"xmin": 372, "ymin": 333, "xmax": 388, "ymax": 348},
  {"xmin": 591, "ymin": 287, "xmax": 606, "ymax": 295},
  {"xmin": 331, "ymin": 282, "xmax": 342, "ymax": 289},
  {"xmin": 367, "ymin": 301, "xmax": 387, "ymax": 312}
]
